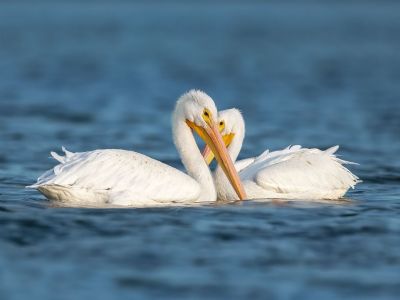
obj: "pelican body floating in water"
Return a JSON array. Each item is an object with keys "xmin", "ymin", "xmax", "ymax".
[
  {"xmin": 29, "ymin": 91, "xmax": 246, "ymax": 206},
  {"xmin": 203, "ymin": 109, "xmax": 360, "ymax": 201}
]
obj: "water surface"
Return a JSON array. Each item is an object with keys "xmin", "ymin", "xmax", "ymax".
[{"xmin": 0, "ymin": 2, "xmax": 399, "ymax": 300}]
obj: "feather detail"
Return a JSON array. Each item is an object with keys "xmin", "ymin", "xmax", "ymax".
[
  {"xmin": 50, "ymin": 151, "xmax": 65, "ymax": 163},
  {"xmin": 28, "ymin": 149, "xmax": 201, "ymax": 205}
]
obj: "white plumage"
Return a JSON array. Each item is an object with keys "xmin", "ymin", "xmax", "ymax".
[
  {"xmin": 30, "ymin": 148, "xmax": 201, "ymax": 206},
  {"xmin": 206, "ymin": 109, "xmax": 360, "ymax": 201},
  {"xmin": 28, "ymin": 91, "xmax": 246, "ymax": 207}
]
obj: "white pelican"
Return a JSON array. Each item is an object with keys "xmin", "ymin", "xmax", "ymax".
[
  {"xmin": 28, "ymin": 91, "xmax": 246, "ymax": 206},
  {"xmin": 203, "ymin": 109, "xmax": 360, "ymax": 201}
]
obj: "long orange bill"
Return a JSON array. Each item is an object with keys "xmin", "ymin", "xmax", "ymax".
[
  {"xmin": 186, "ymin": 120, "xmax": 246, "ymax": 200},
  {"xmin": 202, "ymin": 133, "xmax": 234, "ymax": 165}
]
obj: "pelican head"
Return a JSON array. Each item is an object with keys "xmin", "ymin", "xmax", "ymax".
[
  {"xmin": 173, "ymin": 91, "xmax": 246, "ymax": 200},
  {"xmin": 203, "ymin": 108, "xmax": 245, "ymax": 165}
]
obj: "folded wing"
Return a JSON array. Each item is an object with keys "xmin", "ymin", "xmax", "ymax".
[
  {"xmin": 240, "ymin": 146, "xmax": 359, "ymax": 199},
  {"xmin": 30, "ymin": 148, "xmax": 201, "ymax": 205}
]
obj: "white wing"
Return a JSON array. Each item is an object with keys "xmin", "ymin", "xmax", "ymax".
[
  {"xmin": 235, "ymin": 145, "xmax": 303, "ymax": 172},
  {"xmin": 235, "ymin": 157, "xmax": 256, "ymax": 172},
  {"xmin": 240, "ymin": 145, "xmax": 360, "ymax": 199},
  {"xmin": 29, "ymin": 147, "xmax": 201, "ymax": 205}
]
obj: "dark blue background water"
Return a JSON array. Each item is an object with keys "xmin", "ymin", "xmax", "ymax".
[{"xmin": 1, "ymin": 2, "xmax": 399, "ymax": 299}]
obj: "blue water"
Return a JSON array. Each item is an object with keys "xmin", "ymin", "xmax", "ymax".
[{"xmin": 1, "ymin": 2, "xmax": 400, "ymax": 299}]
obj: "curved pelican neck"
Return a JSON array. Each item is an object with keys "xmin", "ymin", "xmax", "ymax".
[
  {"xmin": 219, "ymin": 124, "xmax": 245, "ymax": 167},
  {"xmin": 226, "ymin": 130, "xmax": 244, "ymax": 164},
  {"xmin": 172, "ymin": 116, "xmax": 216, "ymax": 202},
  {"xmin": 214, "ymin": 121, "xmax": 245, "ymax": 183},
  {"xmin": 214, "ymin": 122, "xmax": 245, "ymax": 196}
]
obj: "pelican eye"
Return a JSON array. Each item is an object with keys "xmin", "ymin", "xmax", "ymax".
[
  {"xmin": 219, "ymin": 120, "xmax": 225, "ymax": 131},
  {"xmin": 202, "ymin": 109, "xmax": 212, "ymax": 123}
]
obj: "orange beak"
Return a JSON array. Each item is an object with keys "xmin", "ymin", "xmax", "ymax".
[
  {"xmin": 202, "ymin": 133, "xmax": 235, "ymax": 165},
  {"xmin": 186, "ymin": 120, "xmax": 246, "ymax": 200}
]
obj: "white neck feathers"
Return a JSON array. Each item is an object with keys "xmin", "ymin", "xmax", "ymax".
[{"xmin": 172, "ymin": 106, "xmax": 216, "ymax": 202}]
